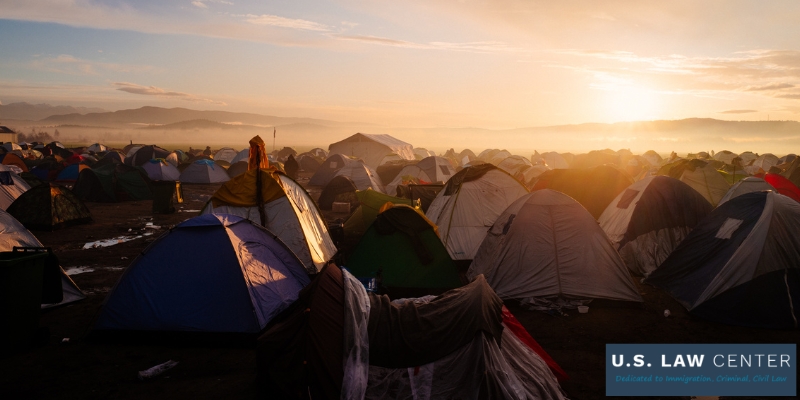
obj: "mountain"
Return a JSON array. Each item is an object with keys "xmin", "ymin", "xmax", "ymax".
[
  {"xmin": 0, "ymin": 102, "xmax": 106, "ymax": 121},
  {"xmin": 39, "ymin": 106, "xmax": 349, "ymax": 128},
  {"xmin": 140, "ymin": 119, "xmax": 264, "ymax": 130}
]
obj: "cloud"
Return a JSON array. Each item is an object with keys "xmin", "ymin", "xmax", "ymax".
[
  {"xmin": 720, "ymin": 109, "xmax": 758, "ymax": 114},
  {"xmin": 30, "ymin": 54, "xmax": 156, "ymax": 75},
  {"xmin": 245, "ymin": 14, "xmax": 330, "ymax": 31},
  {"xmin": 591, "ymin": 12, "xmax": 616, "ymax": 21},
  {"xmin": 113, "ymin": 82, "xmax": 227, "ymax": 105},
  {"xmin": 191, "ymin": 1, "xmax": 207, "ymax": 9},
  {"xmin": 330, "ymin": 34, "xmax": 521, "ymax": 53},
  {"xmin": 776, "ymin": 93, "xmax": 800, "ymax": 100},
  {"xmin": 744, "ymin": 83, "xmax": 794, "ymax": 91}
]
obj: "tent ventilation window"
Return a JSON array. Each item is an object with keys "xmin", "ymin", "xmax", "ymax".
[{"xmin": 715, "ymin": 218, "xmax": 743, "ymax": 239}]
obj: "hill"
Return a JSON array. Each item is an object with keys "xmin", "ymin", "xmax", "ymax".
[{"xmin": 0, "ymin": 102, "xmax": 106, "ymax": 121}]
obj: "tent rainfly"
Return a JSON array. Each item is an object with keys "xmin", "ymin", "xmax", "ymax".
[{"xmin": 328, "ymin": 133, "xmax": 415, "ymax": 169}]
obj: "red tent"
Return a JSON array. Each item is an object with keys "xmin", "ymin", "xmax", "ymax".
[{"xmin": 758, "ymin": 173, "xmax": 800, "ymax": 202}]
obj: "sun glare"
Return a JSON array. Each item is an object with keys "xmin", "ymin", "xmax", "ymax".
[{"xmin": 603, "ymin": 85, "xmax": 661, "ymax": 122}]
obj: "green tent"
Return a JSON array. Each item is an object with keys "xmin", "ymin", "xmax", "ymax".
[
  {"xmin": 73, "ymin": 163, "xmax": 153, "ymax": 202},
  {"xmin": 345, "ymin": 205, "xmax": 461, "ymax": 296},
  {"xmin": 342, "ymin": 189, "xmax": 413, "ymax": 240}
]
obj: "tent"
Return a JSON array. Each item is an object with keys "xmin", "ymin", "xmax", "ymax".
[
  {"xmin": 0, "ymin": 208, "xmax": 85, "ymax": 308},
  {"xmin": 570, "ymin": 150, "xmax": 620, "ymax": 169},
  {"xmin": 6, "ymin": 183, "xmax": 92, "ymax": 230},
  {"xmin": 0, "ymin": 153, "xmax": 29, "ymax": 173},
  {"xmin": 342, "ymin": 189, "xmax": 413, "ymax": 241},
  {"xmin": 72, "ymin": 163, "xmax": 153, "ymax": 202},
  {"xmin": 87, "ymin": 143, "xmax": 108, "ymax": 153},
  {"xmin": 345, "ymin": 205, "xmax": 461, "ymax": 295},
  {"xmin": 309, "ymin": 154, "xmax": 357, "ymax": 187},
  {"xmin": 598, "ymin": 176, "xmax": 713, "ymax": 277},
  {"xmin": 257, "ymin": 265, "xmax": 567, "ymax": 399},
  {"xmin": 54, "ymin": 163, "xmax": 89, "ymax": 182},
  {"xmin": 468, "ymin": 189, "xmax": 643, "ymax": 305},
  {"xmin": 536, "ymin": 152, "xmax": 570, "ymax": 169},
  {"xmin": 426, "ymin": 164, "xmax": 529, "ymax": 262},
  {"xmin": 532, "ymin": 165, "xmax": 634, "ymax": 219},
  {"xmin": 226, "ymin": 161, "xmax": 248, "ymax": 178},
  {"xmin": 94, "ymin": 213, "xmax": 310, "ymax": 334},
  {"xmin": 141, "ymin": 159, "xmax": 181, "ymax": 181},
  {"xmin": 318, "ymin": 176, "xmax": 359, "ymax": 211},
  {"xmin": 749, "ymin": 153, "xmax": 780, "ymax": 175},
  {"xmin": 179, "ymin": 159, "xmax": 230, "ymax": 183},
  {"xmin": 0, "ymin": 165, "xmax": 31, "ymax": 210},
  {"xmin": 328, "ymin": 133, "xmax": 415, "ymax": 169},
  {"xmin": 645, "ymin": 191, "xmax": 800, "ymax": 329},
  {"xmin": 659, "ymin": 159, "xmax": 730, "ymax": 207},
  {"xmin": 760, "ymin": 173, "xmax": 800, "ymax": 202},
  {"xmin": 94, "ymin": 151, "xmax": 125, "ymax": 168},
  {"xmin": 213, "ymin": 147, "xmax": 239, "ymax": 163},
  {"xmin": 201, "ymin": 169, "xmax": 336, "ymax": 272},
  {"xmin": 713, "ymin": 150, "xmax": 738, "ymax": 164},
  {"xmin": 738, "ymin": 151, "xmax": 758, "ymax": 165},
  {"xmin": 718, "ymin": 177, "xmax": 773, "ymax": 206},
  {"xmin": 229, "ymin": 148, "xmax": 250, "ymax": 165},
  {"xmin": 641, "ymin": 150, "xmax": 663, "ymax": 167},
  {"xmin": 384, "ymin": 156, "xmax": 455, "ymax": 195},
  {"xmin": 296, "ymin": 154, "xmax": 322, "ymax": 173},
  {"xmin": 125, "ymin": 145, "xmax": 171, "ymax": 167},
  {"xmin": 332, "ymin": 161, "xmax": 384, "ymax": 193}
]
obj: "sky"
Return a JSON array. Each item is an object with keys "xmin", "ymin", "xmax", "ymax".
[{"xmin": 2, "ymin": 1, "xmax": 800, "ymax": 131}]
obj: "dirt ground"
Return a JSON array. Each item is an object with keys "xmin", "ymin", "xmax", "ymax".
[{"xmin": 0, "ymin": 173, "xmax": 796, "ymax": 400}]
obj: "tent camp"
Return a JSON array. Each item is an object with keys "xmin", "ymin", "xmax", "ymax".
[
  {"xmin": 179, "ymin": 159, "xmax": 230, "ymax": 184},
  {"xmin": 345, "ymin": 205, "xmax": 461, "ymax": 296},
  {"xmin": 94, "ymin": 213, "xmax": 310, "ymax": 335},
  {"xmin": 72, "ymin": 163, "xmax": 153, "ymax": 202},
  {"xmin": 0, "ymin": 208, "xmax": 85, "ymax": 308},
  {"xmin": 201, "ymin": 169, "xmax": 336, "ymax": 272},
  {"xmin": 718, "ymin": 177, "xmax": 773, "ymax": 206},
  {"xmin": 7, "ymin": 183, "xmax": 92, "ymax": 230},
  {"xmin": 384, "ymin": 156, "xmax": 455, "ymax": 196},
  {"xmin": 532, "ymin": 165, "xmax": 634, "ymax": 219},
  {"xmin": 141, "ymin": 159, "xmax": 181, "ymax": 181},
  {"xmin": 598, "ymin": 176, "xmax": 713, "ymax": 277},
  {"xmin": 328, "ymin": 133, "xmax": 415, "ymax": 169},
  {"xmin": 646, "ymin": 191, "xmax": 800, "ymax": 329},
  {"xmin": 0, "ymin": 165, "xmax": 31, "ymax": 210},
  {"xmin": 468, "ymin": 189, "xmax": 643, "ymax": 306},
  {"xmin": 257, "ymin": 265, "xmax": 567, "ymax": 399},
  {"xmin": 426, "ymin": 164, "xmax": 529, "ymax": 262}
]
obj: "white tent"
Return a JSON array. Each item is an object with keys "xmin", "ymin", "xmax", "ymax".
[
  {"xmin": 213, "ymin": 147, "xmax": 239, "ymax": 163},
  {"xmin": 142, "ymin": 159, "xmax": 181, "ymax": 181},
  {"xmin": 0, "ymin": 164, "xmax": 30, "ymax": 210},
  {"xmin": 468, "ymin": 189, "xmax": 643, "ymax": 304},
  {"xmin": 426, "ymin": 165, "xmax": 528, "ymax": 261},
  {"xmin": 676, "ymin": 161, "xmax": 730, "ymax": 207},
  {"xmin": 713, "ymin": 150, "xmax": 738, "ymax": 164},
  {"xmin": 201, "ymin": 169, "xmax": 336, "ymax": 272},
  {"xmin": 179, "ymin": 160, "xmax": 230, "ymax": 183},
  {"xmin": 0, "ymin": 208, "xmax": 85, "ymax": 308},
  {"xmin": 87, "ymin": 143, "xmax": 108, "ymax": 153},
  {"xmin": 718, "ymin": 177, "xmax": 773, "ymax": 206},
  {"xmin": 384, "ymin": 156, "xmax": 455, "ymax": 195},
  {"xmin": 333, "ymin": 161, "xmax": 384, "ymax": 193},
  {"xmin": 748, "ymin": 153, "xmax": 780, "ymax": 174},
  {"xmin": 328, "ymin": 133, "xmax": 415, "ymax": 169}
]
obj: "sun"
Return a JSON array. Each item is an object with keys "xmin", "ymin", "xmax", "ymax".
[{"xmin": 602, "ymin": 85, "xmax": 661, "ymax": 122}]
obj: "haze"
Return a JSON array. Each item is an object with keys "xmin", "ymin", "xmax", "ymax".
[{"xmin": 2, "ymin": 1, "xmax": 800, "ymax": 154}]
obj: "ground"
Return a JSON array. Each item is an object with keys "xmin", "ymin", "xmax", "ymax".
[{"xmin": 0, "ymin": 173, "xmax": 796, "ymax": 400}]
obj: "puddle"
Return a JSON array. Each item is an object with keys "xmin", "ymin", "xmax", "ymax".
[
  {"xmin": 65, "ymin": 266, "xmax": 95, "ymax": 275},
  {"xmin": 83, "ymin": 232, "xmax": 154, "ymax": 249},
  {"xmin": 144, "ymin": 222, "xmax": 161, "ymax": 229}
]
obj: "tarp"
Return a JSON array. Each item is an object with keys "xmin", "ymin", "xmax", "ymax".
[
  {"xmin": 646, "ymin": 191, "xmax": 800, "ymax": 329},
  {"xmin": 95, "ymin": 213, "xmax": 310, "ymax": 334},
  {"xmin": 469, "ymin": 189, "xmax": 643, "ymax": 304},
  {"xmin": 599, "ymin": 176, "xmax": 713, "ymax": 277}
]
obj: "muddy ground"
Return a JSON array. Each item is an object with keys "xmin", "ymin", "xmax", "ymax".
[{"xmin": 0, "ymin": 173, "xmax": 796, "ymax": 400}]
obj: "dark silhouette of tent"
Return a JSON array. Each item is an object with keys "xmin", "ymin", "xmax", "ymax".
[
  {"xmin": 318, "ymin": 176, "xmax": 359, "ymax": 210},
  {"xmin": 72, "ymin": 164, "xmax": 153, "ymax": 202},
  {"xmin": 532, "ymin": 165, "xmax": 634, "ymax": 219},
  {"xmin": 7, "ymin": 183, "xmax": 92, "ymax": 230},
  {"xmin": 126, "ymin": 145, "xmax": 170, "ymax": 167}
]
